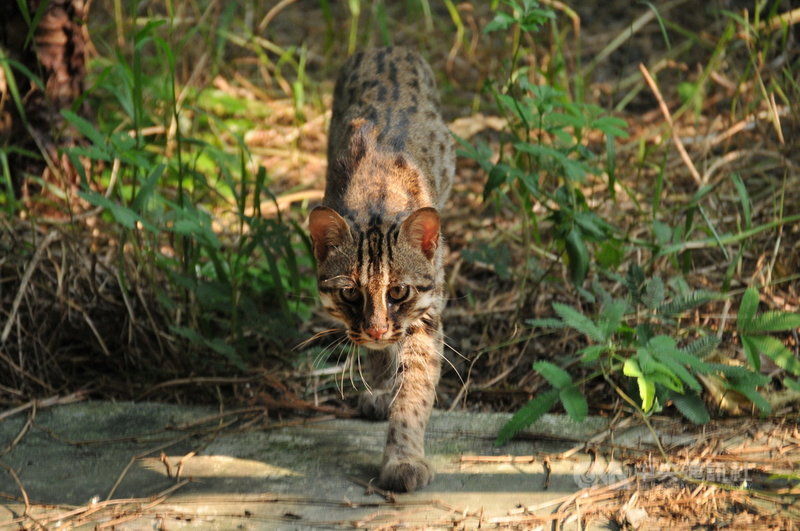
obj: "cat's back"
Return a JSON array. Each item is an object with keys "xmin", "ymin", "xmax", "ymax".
[{"xmin": 326, "ymin": 47, "xmax": 454, "ymax": 212}]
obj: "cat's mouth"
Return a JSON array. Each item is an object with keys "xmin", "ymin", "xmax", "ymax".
[
  {"xmin": 355, "ymin": 337, "xmax": 399, "ymax": 350},
  {"xmin": 349, "ymin": 330, "xmax": 402, "ymax": 350}
]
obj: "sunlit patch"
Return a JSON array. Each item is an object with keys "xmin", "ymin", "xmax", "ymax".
[{"xmin": 139, "ymin": 455, "xmax": 299, "ymax": 478}]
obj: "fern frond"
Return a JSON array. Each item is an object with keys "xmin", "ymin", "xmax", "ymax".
[
  {"xmin": 657, "ymin": 291, "xmax": 717, "ymax": 317},
  {"xmin": 725, "ymin": 380, "xmax": 771, "ymax": 414},
  {"xmin": 591, "ymin": 278, "xmax": 612, "ymax": 308},
  {"xmin": 707, "ymin": 362, "xmax": 770, "ymax": 386},
  {"xmin": 736, "ymin": 286, "xmax": 760, "ymax": 331},
  {"xmin": 741, "ymin": 335, "xmax": 761, "ymax": 371},
  {"xmin": 579, "ymin": 344, "xmax": 607, "ymax": 362},
  {"xmin": 656, "ymin": 352, "xmax": 702, "ymax": 392},
  {"xmin": 534, "ymin": 361, "xmax": 572, "ymax": 389},
  {"xmin": 553, "ymin": 302, "xmax": 605, "ymax": 342},
  {"xmin": 741, "ymin": 311, "xmax": 800, "ymax": 334},
  {"xmin": 642, "ymin": 276, "xmax": 665, "ymax": 310},
  {"xmin": 559, "ymin": 385, "xmax": 588, "ymax": 422},
  {"xmin": 496, "ymin": 389, "xmax": 559, "ymax": 445},
  {"xmin": 667, "ymin": 349, "xmax": 717, "ymax": 374},
  {"xmin": 599, "ymin": 299, "xmax": 628, "ymax": 340},
  {"xmin": 670, "ymin": 392, "xmax": 710, "ymax": 424},
  {"xmin": 527, "ymin": 318, "xmax": 566, "ymax": 329},
  {"xmin": 744, "ymin": 335, "xmax": 800, "ymax": 376},
  {"xmin": 682, "ymin": 335, "xmax": 720, "ymax": 359}
]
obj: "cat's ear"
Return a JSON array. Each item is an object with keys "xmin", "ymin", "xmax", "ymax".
[
  {"xmin": 308, "ymin": 206, "xmax": 350, "ymax": 262},
  {"xmin": 401, "ymin": 207, "xmax": 440, "ymax": 260}
]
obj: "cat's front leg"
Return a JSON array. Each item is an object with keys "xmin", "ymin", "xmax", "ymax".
[
  {"xmin": 358, "ymin": 349, "xmax": 396, "ymax": 420},
  {"xmin": 379, "ymin": 318, "xmax": 442, "ymax": 492}
]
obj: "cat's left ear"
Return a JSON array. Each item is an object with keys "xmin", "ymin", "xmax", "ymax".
[
  {"xmin": 401, "ymin": 207, "xmax": 440, "ymax": 260},
  {"xmin": 308, "ymin": 206, "xmax": 350, "ymax": 262}
]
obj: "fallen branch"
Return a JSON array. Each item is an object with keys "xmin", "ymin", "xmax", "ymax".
[{"xmin": 0, "ymin": 391, "xmax": 87, "ymax": 423}]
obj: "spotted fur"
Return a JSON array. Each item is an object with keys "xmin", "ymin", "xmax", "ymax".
[{"xmin": 309, "ymin": 47, "xmax": 454, "ymax": 492}]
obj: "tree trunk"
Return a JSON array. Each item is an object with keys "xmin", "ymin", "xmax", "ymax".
[{"xmin": 0, "ymin": 0, "xmax": 88, "ymax": 208}]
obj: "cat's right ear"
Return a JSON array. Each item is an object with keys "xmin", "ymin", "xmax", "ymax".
[{"xmin": 308, "ymin": 206, "xmax": 350, "ymax": 262}]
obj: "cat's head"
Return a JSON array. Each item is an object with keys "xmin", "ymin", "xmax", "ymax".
[{"xmin": 308, "ymin": 206, "xmax": 440, "ymax": 350}]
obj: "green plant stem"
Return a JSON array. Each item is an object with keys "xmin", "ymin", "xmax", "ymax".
[
  {"xmin": 657, "ymin": 213, "xmax": 800, "ymax": 256},
  {"xmin": 601, "ymin": 363, "xmax": 669, "ymax": 459}
]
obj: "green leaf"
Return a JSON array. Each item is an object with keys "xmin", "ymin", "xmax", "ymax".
[
  {"xmin": 598, "ymin": 299, "xmax": 627, "ymax": 340},
  {"xmin": 484, "ymin": 11, "xmax": 516, "ymax": 33},
  {"xmin": 707, "ymin": 362, "xmax": 769, "ymax": 385},
  {"xmin": 642, "ymin": 276, "xmax": 665, "ymax": 310},
  {"xmin": 623, "ymin": 357, "xmax": 644, "ymax": 378},
  {"xmin": 657, "ymin": 291, "xmax": 717, "ymax": 317},
  {"xmin": 61, "ymin": 109, "xmax": 107, "ymax": 149},
  {"xmin": 590, "ymin": 116, "xmax": 629, "ymax": 139},
  {"xmin": 656, "ymin": 351, "xmax": 701, "ymax": 392},
  {"xmin": 559, "ymin": 385, "xmax": 588, "ymax": 422},
  {"xmin": 552, "ymin": 302, "xmax": 605, "ymax": 342},
  {"xmin": 743, "ymin": 311, "xmax": 800, "ymax": 333},
  {"xmin": 666, "ymin": 348, "xmax": 716, "ymax": 374},
  {"xmin": 652, "ymin": 219, "xmax": 672, "ymax": 246},
  {"xmin": 646, "ymin": 334, "xmax": 679, "ymax": 354},
  {"xmin": 578, "ymin": 344, "xmax": 607, "ymax": 362},
  {"xmin": 730, "ymin": 173, "xmax": 751, "ymax": 230},
  {"xmin": 737, "ymin": 287, "xmax": 760, "ymax": 331},
  {"xmin": 637, "ymin": 377, "xmax": 656, "ymax": 412},
  {"xmin": 461, "ymin": 241, "xmax": 512, "ymax": 280},
  {"xmin": 484, "ymin": 163, "xmax": 510, "ymax": 200},
  {"xmin": 726, "ymin": 379, "xmax": 771, "ymax": 414},
  {"xmin": 671, "ymin": 392, "xmax": 710, "ymax": 424},
  {"xmin": 78, "ymin": 191, "xmax": 138, "ymax": 229},
  {"xmin": 625, "ymin": 264, "xmax": 646, "ymax": 302},
  {"xmin": 682, "ymin": 335, "xmax": 720, "ymax": 359},
  {"xmin": 170, "ymin": 325, "xmax": 245, "ymax": 370},
  {"xmin": 746, "ymin": 335, "xmax": 800, "ymax": 376},
  {"xmin": 527, "ymin": 318, "xmax": 566, "ymax": 329},
  {"xmin": 496, "ymin": 389, "xmax": 559, "ymax": 445},
  {"xmin": 564, "ymin": 228, "xmax": 590, "ymax": 286},
  {"xmin": 647, "ymin": 366, "xmax": 683, "ymax": 393},
  {"xmin": 574, "ymin": 211, "xmax": 609, "ymax": 240},
  {"xmin": 534, "ymin": 361, "xmax": 572, "ymax": 389},
  {"xmin": 740, "ymin": 334, "xmax": 761, "ymax": 371},
  {"xmin": 596, "ymin": 239, "xmax": 624, "ymax": 269},
  {"xmin": 173, "ymin": 218, "xmax": 221, "ymax": 249}
]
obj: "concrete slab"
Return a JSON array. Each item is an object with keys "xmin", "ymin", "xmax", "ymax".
[{"xmin": 0, "ymin": 402, "xmax": 627, "ymax": 529}]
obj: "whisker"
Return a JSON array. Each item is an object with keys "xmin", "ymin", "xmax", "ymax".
[
  {"xmin": 313, "ymin": 335, "xmax": 347, "ymax": 368},
  {"xmin": 357, "ymin": 348, "xmax": 372, "ymax": 394},
  {"xmin": 388, "ymin": 355, "xmax": 405, "ymax": 411},
  {"xmin": 440, "ymin": 340, "xmax": 466, "ymax": 387},
  {"xmin": 442, "ymin": 333, "xmax": 469, "ymax": 362},
  {"xmin": 295, "ymin": 328, "xmax": 345, "ymax": 351},
  {"xmin": 336, "ymin": 340, "xmax": 351, "ymax": 399},
  {"xmin": 348, "ymin": 344, "xmax": 357, "ymax": 392}
]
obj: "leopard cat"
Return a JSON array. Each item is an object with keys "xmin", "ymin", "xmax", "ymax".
[{"xmin": 308, "ymin": 46, "xmax": 454, "ymax": 492}]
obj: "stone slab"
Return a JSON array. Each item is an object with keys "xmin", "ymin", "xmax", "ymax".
[{"xmin": 0, "ymin": 402, "xmax": 620, "ymax": 529}]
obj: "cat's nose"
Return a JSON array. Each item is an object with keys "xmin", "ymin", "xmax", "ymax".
[{"xmin": 366, "ymin": 325, "xmax": 388, "ymax": 340}]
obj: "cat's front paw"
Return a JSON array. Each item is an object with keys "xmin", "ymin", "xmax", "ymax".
[
  {"xmin": 358, "ymin": 389, "xmax": 392, "ymax": 420},
  {"xmin": 379, "ymin": 456, "xmax": 434, "ymax": 492}
]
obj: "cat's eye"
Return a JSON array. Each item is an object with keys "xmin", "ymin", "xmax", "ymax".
[
  {"xmin": 387, "ymin": 284, "xmax": 410, "ymax": 303},
  {"xmin": 340, "ymin": 287, "xmax": 361, "ymax": 303}
]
